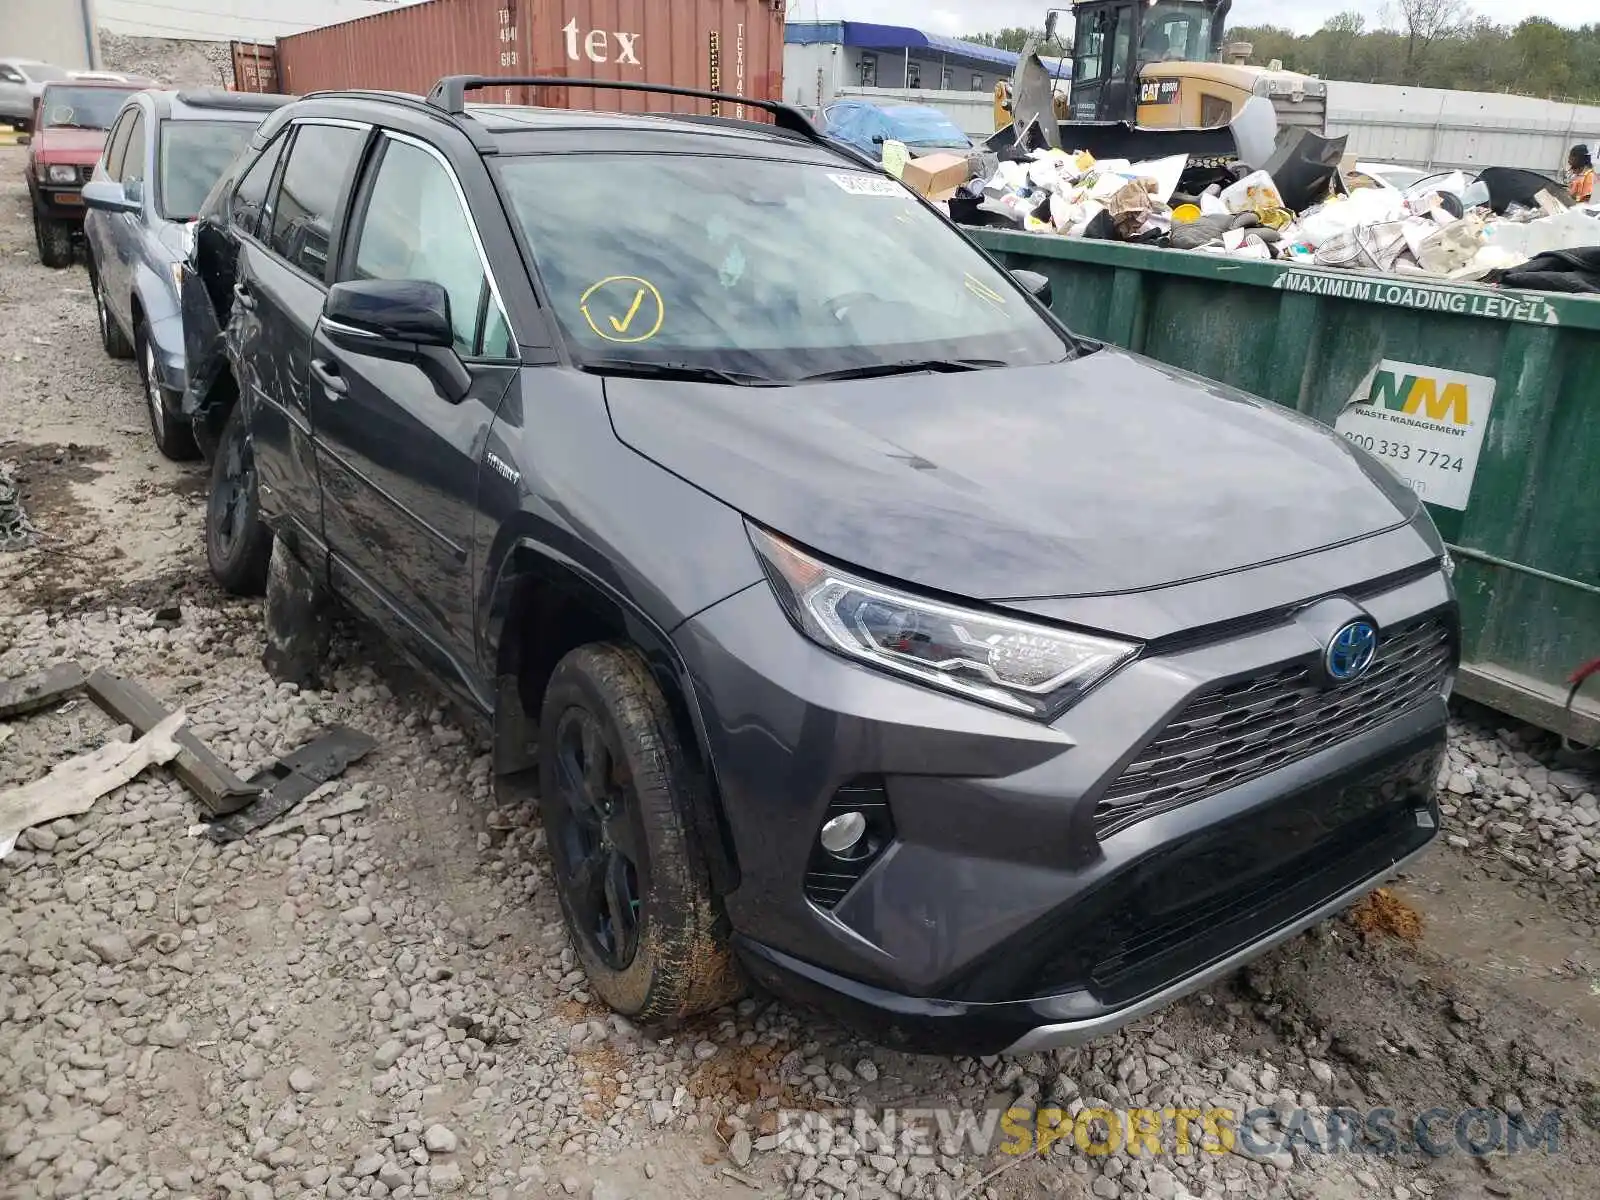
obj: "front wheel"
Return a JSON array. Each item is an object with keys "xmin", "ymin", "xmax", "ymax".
[
  {"xmin": 205, "ymin": 404, "xmax": 272, "ymax": 596},
  {"xmin": 139, "ymin": 331, "xmax": 199, "ymax": 461},
  {"xmin": 537, "ymin": 643, "xmax": 740, "ymax": 1024},
  {"xmin": 34, "ymin": 213, "xmax": 72, "ymax": 268}
]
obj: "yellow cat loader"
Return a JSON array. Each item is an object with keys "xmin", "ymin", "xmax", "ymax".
[{"xmin": 1007, "ymin": 1, "xmax": 1326, "ymax": 133}]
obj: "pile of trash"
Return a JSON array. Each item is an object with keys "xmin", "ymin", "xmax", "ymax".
[{"xmin": 899, "ymin": 137, "xmax": 1600, "ymax": 293}]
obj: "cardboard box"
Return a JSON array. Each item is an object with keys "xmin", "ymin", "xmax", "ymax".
[{"xmin": 901, "ymin": 152, "xmax": 970, "ymax": 201}]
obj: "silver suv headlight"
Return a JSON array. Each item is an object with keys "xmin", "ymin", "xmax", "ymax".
[{"xmin": 749, "ymin": 524, "xmax": 1139, "ymax": 720}]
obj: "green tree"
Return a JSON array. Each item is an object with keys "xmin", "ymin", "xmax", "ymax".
[{"xmin": 961, "ymin": 28, "xmax": 1038, "ymax": 53}]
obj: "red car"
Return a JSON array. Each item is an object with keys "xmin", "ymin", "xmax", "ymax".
[{"xmin": 26, "ymin": 80, "xmax": 141, "ymax": 267}]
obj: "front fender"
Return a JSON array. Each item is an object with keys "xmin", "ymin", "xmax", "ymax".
[
  {"xmin": 484, "ymin": 536, "xmax": 745, "ymax": 894},
  {"xmin": 133, "ymin": 262, "xmax": 186, "ymax": 390}
]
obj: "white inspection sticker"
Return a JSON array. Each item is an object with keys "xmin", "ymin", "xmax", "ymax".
[
  {"xmin": 1334, "ymin": 360, "xmax": 1497, "ymax": 512},
  {"xmin": 828, "ymin": 173, "xmax": 905, "ymax": 197}
]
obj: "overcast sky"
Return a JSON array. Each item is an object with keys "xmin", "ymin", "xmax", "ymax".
[{"xmin": 796, "ymin": 1, "xmax": 1568, "ymax": 36}]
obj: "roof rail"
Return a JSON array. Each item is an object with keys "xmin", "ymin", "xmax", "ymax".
[{"xmin": 426, "ymin": 76, "xmax": 823, "ymax": 142}]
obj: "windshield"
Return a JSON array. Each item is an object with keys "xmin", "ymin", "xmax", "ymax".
[
  {"xmin": 23, "ymin": 63, "xmax": 70, "ymax": 83},
  {"xmin": 40, "ymin": 86, "xmax": 133, "ymax": 130},
  {"xmin": 158, "ymin": 120, "xmax": 255, "ymax": 221},
  {"xmin": 496, "ymin": 153, "xmax": 1071, "ymax": 383},
  {"xmin": 1138, "ymin": 3, "xmax": 1216, "ymax": 65}
]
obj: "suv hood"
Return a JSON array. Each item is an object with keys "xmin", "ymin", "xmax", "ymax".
[
  {"xmin": 605, "ymin": 349, "xmax": 1421, "ymax": 602},
  {"xmin": 31, "ymin": 127, "xmax": 109, "ymax": 163}
]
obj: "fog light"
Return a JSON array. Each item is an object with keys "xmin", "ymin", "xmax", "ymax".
[{"xmin": 820, "ymin": 811, "xmax": 866, "ymax": 856}]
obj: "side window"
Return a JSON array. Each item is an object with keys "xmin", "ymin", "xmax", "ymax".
[
  {"xmin": 350, "ymin": 137, "xmax": 512, "ymax": 359},
  {"xmin": 269, "ymin": 122, "xmax": 366, "ymax": 281},
  {"xmin": 102, "ymin": 111, "xmax": 133, "ymax": 179},
  {"xmin": 232, "ymin": 134, "xmax": 285, "ymax": 240},
  {"xmin": 118, "ymin": 111, "xmax": 147, "ymax": 186}
]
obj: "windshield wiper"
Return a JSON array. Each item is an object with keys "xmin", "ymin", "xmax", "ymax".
[
  {"xmin": 581, "ymin": 358, "xmax": 774, "ymax": 387},
  {"xmin": 795, "ymin": 358, "xmax": 1008, "ymax": 384}
]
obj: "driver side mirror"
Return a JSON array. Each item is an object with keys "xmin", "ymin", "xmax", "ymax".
[
  {"xmin": 1044, "ymin": 11, "xmax": 1059, "ymax": 42},
  {"xmin": 82, "ymin": 178, "xmax": 141, "ymax": 214},
  {"xmin": 1011, "ymin": 269, "xmax": 1053, "ymax": 307},
  {"xmin": 322, "ymin": 279, "xmax": 471, "ymax": 404}
]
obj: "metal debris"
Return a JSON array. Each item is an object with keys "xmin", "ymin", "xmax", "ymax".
[
  {"xmin": 0, "ymin": 662, "xmax": 87, "ymax": 719},
  {"xmin": 85, "ymin": 669, "xmax": 262, "ymax": 817},
  {"xmin": 0, "ymin": 461, "xmax": 39, "ymax": 551},
  {"xmin": 205, "ymin": 726, "xmax": 377, "ymax": 843}
]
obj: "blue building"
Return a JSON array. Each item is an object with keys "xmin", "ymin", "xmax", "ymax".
[{"xmin": 784, "ymin": 20, "xmax": 1069, "ymax": 111}]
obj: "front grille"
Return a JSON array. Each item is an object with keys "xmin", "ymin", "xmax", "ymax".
[{"xmin": 1096, "ymin": 616, "xmax": 1452, "ymax": 837}]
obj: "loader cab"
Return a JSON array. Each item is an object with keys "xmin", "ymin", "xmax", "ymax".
[{"xmin": 1056, "ymin": 0, "xmax": 1230, "ymax": 123}]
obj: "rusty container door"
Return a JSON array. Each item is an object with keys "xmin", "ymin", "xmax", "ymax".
[
  {"xmin": 230, "ymin": 42, "xmax": 279, "ymax": 94},
  {"xmin": 275, "ymin": 0, "xmax": 784, "ymax": 115}
]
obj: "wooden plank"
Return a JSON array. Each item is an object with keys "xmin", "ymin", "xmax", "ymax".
[
  {"xmin": 84, "ymin": 670, "xmax": 263, "ymax": 817},
  {"xmin": 0, "ymin": 662, "xmax": 87, "ymax": 719}
]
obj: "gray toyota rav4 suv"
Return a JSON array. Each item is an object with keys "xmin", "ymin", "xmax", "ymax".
[{"xmin": 180, "ymin": 77, "xmax": 1455, "ymax": 1056}]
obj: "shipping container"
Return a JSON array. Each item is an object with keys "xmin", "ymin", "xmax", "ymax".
[
  {"xmin": 231, "ymin": 41, "xmax": 280, "ymax": 94},
  {"xmin": 969, "ymin": 229, "xmax": 1600, "ymax": 746},
  {"xmin": 272, "ymin": 0, "xmax": 786, "ymax": 117}
]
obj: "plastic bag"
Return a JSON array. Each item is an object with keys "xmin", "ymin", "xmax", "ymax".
[
  {"xmin": 1314, "ymin": 221, "xmax": 1409, "ymax": 271},
  {"xmin": 1221, "ymin": 170, "xmax": 1285, "ymax": 216},
  {"xmin": 1298, "ymin": 189, "xmax": 1407, "ymax": 248}
]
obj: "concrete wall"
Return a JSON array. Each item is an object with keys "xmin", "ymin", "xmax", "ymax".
[
  {"xmin": 6, "ymin": 0, "xmax": 100, "ymax": 70},
  {"xmin": 1326, "ymin": 81, "xmax": 1600, "ymax": 176},
  {"xmin": 94, "ymin": 0, "xmax": 422, "ymax": 42}
]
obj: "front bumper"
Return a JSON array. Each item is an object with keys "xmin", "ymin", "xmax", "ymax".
[
  {"xmin": 676, "ymin": 535, "xmax": 1453, "ymax": 1056},
  {"xmin": 31, "ymin": 183, "xmax": 86, "ymax": 222}
]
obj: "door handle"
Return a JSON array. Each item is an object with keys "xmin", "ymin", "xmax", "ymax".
[
  {"xmin": 232, "ymin": 282, "xmax": 256, "ymax": 310},
  {"xmin": 309, "ymin": 358, "xmax": 348, "ymax": 399}
]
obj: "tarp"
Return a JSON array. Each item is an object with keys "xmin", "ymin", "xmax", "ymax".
[{"xmin": 823, "ymin": 101, "xmax": 973, "ymax": 158}]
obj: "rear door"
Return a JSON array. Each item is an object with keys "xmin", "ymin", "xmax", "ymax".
[
  {"xmin": 85, "ymin": 105, "xmax": 133, "ymax": 295},
  {"xmin": 232, "ymin": 118, "xmax": 370, "ymax": 559},
  {"xmin": 311, "ymin": 130, "xmax": 518, "ymax": 691}
]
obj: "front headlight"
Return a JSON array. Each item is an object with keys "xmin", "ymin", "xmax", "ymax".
[
  {"xmin": 748, "ymin": 525, "xmax": 1139, "ymax": 720},
  {"xmin": 47, "ymin": 164, "xmax": 77, "ymax": 184}
]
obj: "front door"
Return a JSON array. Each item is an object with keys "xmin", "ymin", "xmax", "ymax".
[
  {"xmin": 231, "ymin": 119, "xmax": 369, "ymax": 558},
  {"xmin": 102, "ymin": 107, "xmax": 148, "ymax": 337},
  {"xmin": 1072, "ymin": 2, "xmax": 1138, "ymax": 123},
  {"xmin": 311, "ymin": 131, "xmax": 518, "ymax": 700}
]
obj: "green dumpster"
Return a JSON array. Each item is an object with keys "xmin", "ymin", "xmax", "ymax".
[{"xmin": 970, "ymin": 229, "xmax": 1600, "ymax": 745}]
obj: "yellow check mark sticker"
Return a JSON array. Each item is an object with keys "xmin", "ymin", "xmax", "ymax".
[
  {"xmin": 610, "ymin": 288, "xmax": 647, "ymax": 334},
  {"xmin": 580, "ymin": 275, "xmax": 666, "ymax": 344}
]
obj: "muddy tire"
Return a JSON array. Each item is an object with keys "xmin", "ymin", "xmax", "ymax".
[
  {"xmin": 34, "ymin": 212, "xmax": 72, "ymax": 269},
  {"xmin": 537, "ymin": 642, "xmax": 740, "ymax": 1024},
  {"xmin": 91, "ymin": 266, "xmax": 134, "ymax": 359},
  {"xmin": 205, "ymin": 404, "xmax": 272, "ymax": 596},
  {"xmin": 139, "ymin": 327, "xmax": 199, "ymax": 461}
]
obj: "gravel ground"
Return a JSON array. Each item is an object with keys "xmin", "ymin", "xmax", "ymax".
[{"xmin": 2, "ymin": 144, "xmax": 1599, "ymax": 1200}]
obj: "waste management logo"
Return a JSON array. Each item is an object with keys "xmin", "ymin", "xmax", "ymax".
[{"xmin": 1333, "ymin": 359, "xmax": 1497, "ymax": 512}]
